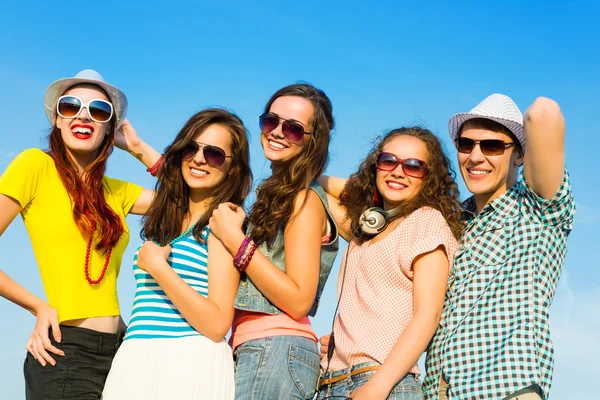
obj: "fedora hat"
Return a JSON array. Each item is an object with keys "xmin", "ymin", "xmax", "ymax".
[
  {"xmin": 44, "ymin": 69, "xmax": 128, "ymax": 128},
  {"xmin": 449, "ymin": 93, "xmax": 525, "ymax": 151}
]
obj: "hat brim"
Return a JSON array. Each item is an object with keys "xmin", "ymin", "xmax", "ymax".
[
  {"xmin": 448, "ymin": 112, "xmax": 526, "ymax": 151},
  {"xmin": 44, "ymin": 77, "xmax": 128, "ymax": 128}
]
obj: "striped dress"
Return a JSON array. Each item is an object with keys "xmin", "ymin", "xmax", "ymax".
[
  {"xmin": 125, "ymin": 228, "xmax": 210, "ymax": 340},
  {"xmin": 102, "ymin": 226, "xmax": 235, "ymax": 400}
]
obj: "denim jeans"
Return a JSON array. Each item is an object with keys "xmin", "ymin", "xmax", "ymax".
[
  {"xmin": 234, "ymin": 335, "xmax": 320, "ymax": 400},
  {"xmin": 317, "ymin": 362, "xmax": 424, "ymax": 400},
  {"xmin": 23, "ymin": 325, "xmax": 124, "ymax": 400}
]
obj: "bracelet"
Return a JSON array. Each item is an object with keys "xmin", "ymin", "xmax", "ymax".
[
  {"xmin": 238, "ymin": 241, "xmax": 256, "ymax": 272},
  {"xmin": 147, "ymin": 155, "xmax": 165, "ymax": 177},
  {"xmin": 233, "ymin": 236, "xmax": 251, "ymax": 266}
]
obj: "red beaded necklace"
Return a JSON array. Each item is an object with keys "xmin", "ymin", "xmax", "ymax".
[{"xmin": 84, "ymin": 224, "xmax": 113, "ymax": 285}]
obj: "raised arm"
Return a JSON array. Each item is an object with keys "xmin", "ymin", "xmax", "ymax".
[
  {"xmin": 0, "ymin": 194, "xmax": 64, "ymax": 366},
  {"xmin": 210, "ymin": 191, "xmax": 327, "ymax": 320},
  {"xmin": 115, "ymin": 119, "xmax": 162, "ymax": 169},
  {"xmin": 114, "ymin": 119, "xmax": 159, "ymax": 216},
  {"xmin": 319, "ymin": 176, "xmax": 353, "ymax": 241},
  {"xmin": 522, "ymin": 97, "xmax": 566, "ymax": 200},
  {"xmin": 136, "ymin": 234, "xmax": 239, "ymax": 342}
]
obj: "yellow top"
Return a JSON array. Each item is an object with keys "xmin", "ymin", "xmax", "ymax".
[{"xmin": 0, "ymin": 149, "xmax": 143, "ymax": 322}]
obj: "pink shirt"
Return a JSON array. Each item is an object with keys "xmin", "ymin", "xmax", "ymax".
[
  {"xmin": 229, "ymin": 231, "xmax": 332, "ymax": 350},
  {"xmin": 322, "ymin": 207, "xmax": 458, "ymax": 375}
]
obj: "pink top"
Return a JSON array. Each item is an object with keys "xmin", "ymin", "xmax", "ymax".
[
  {"xmin": 322, "ymin": 207, "xmax": 458, "ymax": 375},
  {"xmin": 230, "ymin": 232, "xmax": 332, "ymax": 350}
]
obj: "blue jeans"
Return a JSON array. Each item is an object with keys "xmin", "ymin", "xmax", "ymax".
[
  {"xmin": 234, "ymin": 336, "xmax": 320, "ymax": 400},
  {"xmin": 317, "ymin": 362, "xmax": 424, "ymax": 400}
]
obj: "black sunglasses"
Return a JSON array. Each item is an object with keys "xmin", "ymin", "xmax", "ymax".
[
  {"xmin": 375, "ymin": 152, "xmax": 429, "ymax": 179},
  {"xmin": 181, "ymin": 141, "xmax": 231, "ymax": 167},
  {"xmin": 259, "ymin": 112, "xmax": 311, "ymax": 143},
  {"xmin": 456, "ymin": 137, "xmax": 516, "ymax": 156}
]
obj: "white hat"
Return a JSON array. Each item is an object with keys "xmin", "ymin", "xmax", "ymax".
[
  {"xmin": 448, "ymin": 93, "xmax": 525, "ymax": 151},
  {"xmin": 44, "ymin": 69, "xmax": 128, "ymax": 128}
]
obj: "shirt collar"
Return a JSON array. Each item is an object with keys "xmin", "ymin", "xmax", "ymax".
[{"xmin": 461, "ymin": 181, "xmax": 521, "ymax": 223}]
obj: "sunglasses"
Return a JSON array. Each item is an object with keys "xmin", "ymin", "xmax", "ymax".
[
  {"xmin": 181, "ymin": 141, "xmax": 232, "ymax": 167},
  {"xmin": 259, "ymin": 112, "xmax": 311, "ymax": 143},
  {"xmin": 375, "ymin": 152, "xmax": 429, "ymax": 179},
  {"xmin": 456, "ymin": 137, "xmax": 516, "ymax": 156},
  {"xmin": 57, "ymin": 95, "xmax": 114, "ymax": 123}
]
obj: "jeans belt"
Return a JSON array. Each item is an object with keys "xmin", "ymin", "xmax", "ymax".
[{"xmin": 319, "ymin": 365, "xmax": 380, "ymax": 388}]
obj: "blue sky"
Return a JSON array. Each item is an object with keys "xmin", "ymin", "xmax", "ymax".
[{"xmin": 1, "ymin": 1, "xmax": 599, "ymax": 398}]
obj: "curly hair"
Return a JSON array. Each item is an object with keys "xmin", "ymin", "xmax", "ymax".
[
  {"xmin": 142, "ymin": 108, "xmax": 253, "ymax": 246},
  {"xmin": 247, "ymin": 83, "xmax": 334, "ymax": 247},
  {"xmin": 341, "ymin": 126, "xmax": 463, "ymax": 242}
]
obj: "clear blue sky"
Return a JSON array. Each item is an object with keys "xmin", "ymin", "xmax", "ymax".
[{"xmin": 1, "ymin": 1, "xmax": 598, "ymax": 398}]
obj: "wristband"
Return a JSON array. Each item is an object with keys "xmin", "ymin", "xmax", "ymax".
[{"xmin": 147, "ymin": 155, "xmax": 165, "ymax": 177}]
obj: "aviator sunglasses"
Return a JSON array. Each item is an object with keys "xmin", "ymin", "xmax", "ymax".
[
  {"xmin": 181, "ymin": 141, "xmax": 232, "ymax": 167},
  {"xmin": 455, "ymin": 137, "xmax": 516, "ymax": 156},
  {"xmin": 259, "ymin": 112, "xmax": 311, "ymax": 143},
  {"xmin": 375, "ymin": 152, "xmax": 429, "ymax": 179},
  {"xmin": 56, "ymin": 95, "xmax": 114, "ymax": 123}
]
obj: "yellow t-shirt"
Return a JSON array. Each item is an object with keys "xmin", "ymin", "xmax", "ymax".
[{"xmin": 0, "ymin": 148, "xmax": 143, "ymax": 322}]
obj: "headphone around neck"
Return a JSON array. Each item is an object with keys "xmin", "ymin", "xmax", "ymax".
[{"xmin": 358, "ymin": 205, "xmax": 403, "ymax": 235}]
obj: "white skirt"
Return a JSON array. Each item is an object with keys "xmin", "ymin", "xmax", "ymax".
[{"xmin": 102, "ymin": 335, "xmax": 234, "ymax": 400}]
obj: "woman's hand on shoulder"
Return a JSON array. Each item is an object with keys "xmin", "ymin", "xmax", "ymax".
[
  {"xmin": 26, "ymin": 303, "xmax": 64, "ymax": 366},
  {"xmin": 137, "ymin": 241, "xmax": 172, "ymax": 274},
  {"xmin": 209, "ymin": 203, "xmax": 246, "ymax": 255}
]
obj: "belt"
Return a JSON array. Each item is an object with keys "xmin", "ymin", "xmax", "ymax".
[{"xmin": 319, "ymin": 365, "xmax": 380, "ymax": 388}]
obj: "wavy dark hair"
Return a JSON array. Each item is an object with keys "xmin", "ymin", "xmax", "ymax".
[
  {"xmin": 142, "ymin": 108, "xmax": 252, "ymax": 245},
  {"xmin": 47, "ymin": 85, "xmax": 122, "ymax": 251},
  {"xmin": 341, "ymin": 126, "xmax": 463, "ymax": 242},
  {"xmin": 247, "ymin": 83, "xmax": 334, "ymax": 247}
]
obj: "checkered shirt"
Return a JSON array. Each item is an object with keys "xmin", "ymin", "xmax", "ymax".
[{"xmin": 423, "ymin": 168, "xmax": 575, "ymax": 400}]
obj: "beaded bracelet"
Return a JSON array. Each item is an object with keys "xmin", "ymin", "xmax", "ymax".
[
  {"xmin": 147, "ymin": 155, "xmax": 165, "ymax": 177},
  {"xmin": 237, "ymin": 240, "xmax": 257, "ymax": 272},
  {"xmin": 233, "ymin": 236, "xmax": 251, "ymax": 266}
]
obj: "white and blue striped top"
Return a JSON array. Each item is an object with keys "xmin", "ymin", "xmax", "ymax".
[{"xmin": 124, "ymin": 227, "xmax": 210, "ymax": 340}]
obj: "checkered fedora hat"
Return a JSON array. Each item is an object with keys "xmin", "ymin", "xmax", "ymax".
[{"xmin": 448, "ymin": 94, "xmax": 525, "ymax": 150}]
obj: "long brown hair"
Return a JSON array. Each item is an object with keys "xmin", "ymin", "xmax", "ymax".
[
  {"xmin": 142, "ymin": 108, "xmax": 252, "ymax": 245},
  {"xmin": 247, "ymin": 83, "xmax": 334, "ymax": 247},
  {"xmin": 341, "ymin": 127, "xmax": 463, "ymax": 242},
  {"xmin": 47, "ymin": 93, "xmax": 122, "ymax": 251}
]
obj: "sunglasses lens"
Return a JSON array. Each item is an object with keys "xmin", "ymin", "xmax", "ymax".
[
  {"xmin": 480, "ymin": 140, "xmax": 507, "ymax": 156},
  {"xmin": 89, "ymin": 100, "xmax": 113, "ymax": 122},
  {"xmin": 281, "ymin": 121, "xmax": 305, "ymax": 143},
  {"xmin": 376, "ymin": 153, "xmax": 399, "ymax": 171},
  {"xmin": 57, "ymin": 96, "xmax": 82, "ymax": 118},
  {"xmin": 456, "ymin": 137, "xmax": 474, "ymax": 154},
  {"xmin": 203, "ymin": 146, "xmax": 226, "ymax": 167},
  {"xmin": 403, "ymin": 159, "xmax": 427, "ymax": 178},
  {"xmin": 259, "ymin": 113, "xmax": 279, "ymax": 134},
  {"xmin": 182, "ymin": 142, "xmax": 199, "ymax": 160}
]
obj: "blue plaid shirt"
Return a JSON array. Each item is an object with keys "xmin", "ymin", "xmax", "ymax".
[{"xmin": 423, "ymin": 168, "xmax": 575, "ymax": 400}]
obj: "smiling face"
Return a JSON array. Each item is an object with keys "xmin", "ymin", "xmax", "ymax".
[
  {"xmin": 181, "ymin": 123, "xmax": 233, "ymax": 200},
  {"xmin": 55, "ymin": 84, "xmax": 112, "ymax": 160},
  {"xmin": 376, "ymin": 135, "xmax": 428, "ymax": 210},
  {"xmin": 260, "ymin": 95, "xmax": 314, "ymax": 171},
  {"xmin": 457, "ymin": 120, "xmax": 522, "ymax": 208}
]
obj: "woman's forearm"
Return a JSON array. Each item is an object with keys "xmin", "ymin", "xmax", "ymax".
[
  {"xmin": 129, "ymin": 141, "xmax": 162, "ymax": 170},
  {"xmin": 0, "ymin": 270, "xmax": 47, "ymax": 315}
]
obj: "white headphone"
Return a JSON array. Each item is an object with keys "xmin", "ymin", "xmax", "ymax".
[{"xmin": 358, "ymin": 206, "xmax": 403, "ymax": 235}]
